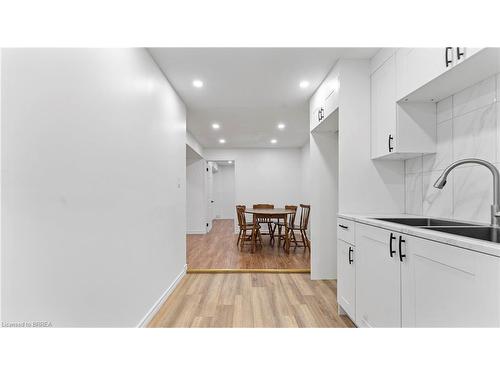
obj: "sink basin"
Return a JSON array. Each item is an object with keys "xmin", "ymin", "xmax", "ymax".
[
  {"xmin": 429, "ymin": 226, "xmax": 500, "ymax": 243},
  {"xmin": 372, "ymin": 217, "xmax": 479, "ymax": 227}
]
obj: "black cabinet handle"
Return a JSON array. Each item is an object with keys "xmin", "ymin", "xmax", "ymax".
[
  {"xmin": 445, "ymin": 47, "xmax": 453, "ymax": 67},
  {"xmin": 456, "ymin": 47, "xmax": 464, "ymax": 60},
  {"xmin": 388, "ymin": 134, "xmax": 394, "ymax": 152},
  {"xmin": 318, "ymin": 109, "xmax": 321, "ymax": 122},
  {"xmin": 348, "ymin": 247, "xmax": 353, "ymax": 264},
  {"xmin": 338, "ymin": 224, "xmax": 348, "ymax": 230},
  {"xmin": 398, "ymin": 235, "xmax": 406, "ymax": 262},
  {"xmin": 389, "ymin": 233, "xmax": 396, "ymax": 257}
]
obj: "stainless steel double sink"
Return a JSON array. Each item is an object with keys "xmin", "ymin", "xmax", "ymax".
[{"xmin": 372, "ymin": 217, "xmax": 500, "ymax": 244}]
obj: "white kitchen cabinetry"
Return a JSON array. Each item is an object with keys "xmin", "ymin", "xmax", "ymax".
[
  {"xmin": 350, "ymin": 219, "xmax": 500, "ymax": 327},
  {"xmin": 401, "ymin": 235, "xmax": 500, "ymax": 327},
  {"xmin": 310, "ymin": 65, "xmax": 339, "ymax": 131},
  {"xmin": 337, "ymin": 239, "xmax": 356, "ymax": 321},
  {"xmin": 355, "ymin": 223, "xmax": 401, "ymax": 327},
  {"xmin": 371, "ymin": 53, "xmax": 436, "ymax": 159},
  {"xmin": 396, "ymin": 47, "xmax": 484, "ymax": 101}
]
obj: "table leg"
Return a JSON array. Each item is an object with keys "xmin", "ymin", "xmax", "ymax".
[{"xmin": 252, "ymin": 214, "xmax": 258, "ymax": 253}]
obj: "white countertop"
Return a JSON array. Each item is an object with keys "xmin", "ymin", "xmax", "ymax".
[{"xmin": 338, "ymin": 213, "xmax": 500, "ymax": 258}]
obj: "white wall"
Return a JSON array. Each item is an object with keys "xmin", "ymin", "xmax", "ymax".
[
  {"xmin": 204, "ymin": 148, "xmax": 303, "ymax": 209},
  {"xmin": 213, "ymin": 164, "xmax": 235, "ymax": 220},
  {"xmin": 1, "ymin": 49, "xmax": 187, "ymax": 327},
  {"xmin": 338, "ymin": 59, "xmax": 405, "ymax": 214},
  {"xmin": 186, "ymin": 158, "xmax": 207, "ymax": 234},
  {"xmin": 405, "ymin": 74, "xmax": 500, "ymax": 224},
  {"xmin": 186, "ymin": 130, "xmax": 205, "ymax": 159},
  {"xmin": 300, "ymin": 142, "xmax": 310, "ymax": 204},
  {"xmin": 310, "ymin": 130, "xmax": 338, "ymax": 280}
]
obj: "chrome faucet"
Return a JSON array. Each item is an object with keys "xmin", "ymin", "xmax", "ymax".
[{"xmin": 433, "ymin": 158, "xmax": 500, "ymax": 227}]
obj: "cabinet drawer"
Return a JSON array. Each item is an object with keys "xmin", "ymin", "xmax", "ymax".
[{"xmin": 337, "ymin": 218, "xmax": 355, "ymax": 244}]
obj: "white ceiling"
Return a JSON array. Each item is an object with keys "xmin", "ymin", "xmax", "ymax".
[{"xmin": 150, "ymin": 48, "xmax": 379, "ymax": 148}]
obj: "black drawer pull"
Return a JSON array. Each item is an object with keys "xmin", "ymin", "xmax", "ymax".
[
  {"xmin": 348, "ymin": 247, "xmax": 353, "ymax": 264},
  {"xmin": 398, "ymin": 235, "xmax": 406, "ymax": 262},
  {"xmin": 388, "ymin": 134, "xmax": 394, "ymax": 152},
  {"xmin": 338, "ymin": 224, "xmax": 348, "ymax": 230},
  {"xmin": 456, "ymin": 47, "xmax": 464, "ymax": 60},
  {"xmin": 389, "ymin": 233, "xmax": 396, "ymax": 257}
]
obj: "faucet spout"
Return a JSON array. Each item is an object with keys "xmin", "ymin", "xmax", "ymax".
[{"xmin": 433, "ymin": 158, "xmax": 500, "ymax": 227}]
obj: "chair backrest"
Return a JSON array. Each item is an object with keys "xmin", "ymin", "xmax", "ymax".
[
  {"xmin": 236, "ymin": 205, "xmax": 246, "ymax": 227},
  {"xmin": 299, "ymin": 204, "xmax": 311, "ymax": 229},
  {"xmin": 252, "ymin": 204, "xmax": 274, "ymax": 209},
  {"xmin": 285, "ymin": 205, "xmax": 298, "ymax": 227}
]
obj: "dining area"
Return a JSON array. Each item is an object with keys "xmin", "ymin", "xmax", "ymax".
[{"xmin": 236, "ymin": 204, "xmax": 311, "ymax": 254}]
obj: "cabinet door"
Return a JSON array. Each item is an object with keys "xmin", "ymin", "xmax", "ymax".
[
  {"xmin": 337, "ymin": 240, "xmax": 355, "ymax": 321},
  {"xmin": 454, "ymin": 47, "xmax": 483, "ymax": 66},
  {"xmin": 401, "ymin": 235, "xmax": 500, "ymax": 327},
  {"xmin": 396, "ymin": 48, "xmax": 450, "ymax": 100},
  {"xmin": 355, "ymin": 223, "xmax": 401, "ymax": 327},
  {"xmin": 311, "ymin": 106, "xmax": 323, "ymax": 128},
  {"xmin": 323, "ymin": 87, "xmax": 339, "ymax": 120},
  {"xmin": 371, "ymin": 54, "xmax": 397, "ymax": 158}
]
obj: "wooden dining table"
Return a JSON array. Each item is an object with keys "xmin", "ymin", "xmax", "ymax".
[{"xmin": 244, "ymin": 208, "xmax": 296, "ymax": 253}]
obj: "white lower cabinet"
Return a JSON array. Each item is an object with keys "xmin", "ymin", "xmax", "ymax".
[
  {"xmin": 337, "ymin": 239, "xmax": 355, "ymax": 321},
  {"xmin": 352, "ymin": 221, "xmax": 500, "ymax": 327},
  {"xmin": 401, "ymin": 235, "xmax": 500, "ymax": 327},
  {"xmin": 355, "ymin": 223, "xmax": 401, "ymax": 327}
]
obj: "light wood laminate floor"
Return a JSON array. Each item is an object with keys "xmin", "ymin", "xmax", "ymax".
[
  {"xmin": 187, "ymin": 219, "xmax": 310, "ymax": 270},
  {"xmin": 148, "ymin": 273, "xmax": 354, "ymax": 328}
]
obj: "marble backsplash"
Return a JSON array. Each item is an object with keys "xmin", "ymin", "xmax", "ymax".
[{"xmin": 405, "ymin": 73, "xmax": 500, "ymax": 224}]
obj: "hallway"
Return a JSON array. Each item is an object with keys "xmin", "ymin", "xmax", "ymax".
[
  {"xmin": 187, "ymin": 219, "xmax": 311, "ymax": 270},
  {"xmin": 148, "ymin": 273, "xmax": 353, "ymax": 328}
]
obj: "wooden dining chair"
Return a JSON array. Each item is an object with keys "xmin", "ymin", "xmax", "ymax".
[
  {"xmin": 286, "ymin": 204, "xmax": 311, "ymax": 252},
  {"xmin": 275, "ymin": 205, "xmax": 297, "ymax": 249},
  {"xmin": 252, "ymin": 204, "xmax": 275, "ymax": 245},
  {"xmin": 236, "ymin": 205, "xmax": 262, "ymax": 250}
]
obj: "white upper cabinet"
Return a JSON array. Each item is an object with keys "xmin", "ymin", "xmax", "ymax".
[
  {"xmin": 309, "ymin": 64, "xmax": 340, "ymax": 131},
  {"xmin": 371, "ymin": 52, "xmax": 436, "ymax": 159},
  {"xmin": 396, "ymin": 48, "xmax": 450, "ymax": 101},
  {"xmin": 395, "ymin": 47, "xmax": 495, "ymax": 102},
  {"xmin": 401, "ymin": 234, "xmax": 500, "ymax": 327},
  {"xmin": 355, "ymin": 223, "xmax": 401, "ymax": 327},
  {"xmin": 371, "ymin": 54, "xmax": 397, "ymax": 158}
]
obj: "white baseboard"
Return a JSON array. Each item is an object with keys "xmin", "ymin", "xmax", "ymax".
[
  {"xmin": 187, "ymin": 230, "xmax": 206, "ymax": 235},
  {"xmin": 137, "ymin": 264, "xmax": 187, "ymax": 327}
]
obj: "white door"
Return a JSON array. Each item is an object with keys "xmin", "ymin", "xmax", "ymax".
[
  {"xmin": 371, "ymin": 54, "xmax": 397, "ymax": 158},
  {"xmin": 401, "ymin": 235, "xmax": 500, "ymax": 327},
  {"xmin": 337, "ymin": 240, "xmax": 356, "ymax": 321},
  {"xmin": 205, "ymin": 162, "xmax": 214, "ymax": 232},
  {"xmin": 355, "ymin": 223, "xmax": 401, "ymax": 327},
  {"xmin": 396, "ymin": 48, "xmax": 450, "ymax": 100}
]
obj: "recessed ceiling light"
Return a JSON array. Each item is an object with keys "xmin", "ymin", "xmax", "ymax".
[
  {"xmin": 228, "ymin": 160, "xmax": 233, "ymax": 164},
  {"xmin": 277, "ymin": 123, "xmax": 286, "ymax": 130},
  {"xmin": 270, "ymin": 139, "xmax": 277, "ymax": 144},
  {"xmin": 219, "ymin": 139, "xmax": 226, "ymax": 144},
  {"xmin": 299, "ymin": 80, "xmax": 310, "ymax": 89},
  {"xmin": 212, "ymin": 123, "xmax": 220, "ymax": 129},
  {"xmin": 192, "ymin": 79, "xmax": 204, "ymax": 88}
]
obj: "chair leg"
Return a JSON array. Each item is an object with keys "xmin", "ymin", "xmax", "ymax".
[
  {"xmin": 237, "ymin": 229, "xmax": 242, "ymax": 245},
  {"xmin": 302, "ymin": 230, "xmax": 311, "ymax": 252},
  {"xmin": 291, "ymin": 230, "xmax": 298, "ymax": 246},
  {"xmin": 268, "ymin": 223, "xmax": 274, "ymax": 246}
]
